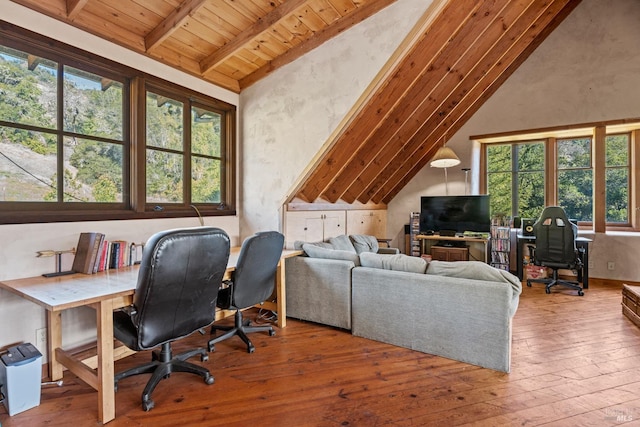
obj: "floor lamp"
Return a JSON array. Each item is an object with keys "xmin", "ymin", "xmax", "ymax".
[{"xmin": 430, "ymin": 146, "xmax": 460, "ymax": 195}]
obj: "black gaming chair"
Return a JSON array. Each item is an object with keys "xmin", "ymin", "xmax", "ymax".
[
  {"xmin": 526, "ymin": 206, "xmax": 584, "ymax": 296},
  {"xmin": 113, "ymin": 227, "xmax": 230, "ymax": 411},
  {"xmin": 208, "ymin": 231, "xmax": 284, "ymax": 353}
]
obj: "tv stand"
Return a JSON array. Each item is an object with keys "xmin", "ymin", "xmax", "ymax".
[{"xmin": 415, "ymin": 234, "xmax": 490, "ymax": 263}]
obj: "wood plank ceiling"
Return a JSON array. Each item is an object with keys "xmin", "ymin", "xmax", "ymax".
[
  {"xmin": 7, "ymin": 0, "xmax": 582, "ymax": 207},
  {"xmin": 8, "ymin": 0, "xmax": 397, "ymax": 93},
  {"xmin": 290, "ymin": 0, "xmax": 582, "ymax": 206}
]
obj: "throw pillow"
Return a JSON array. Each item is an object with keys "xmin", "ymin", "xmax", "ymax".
[
  {"xmin": 349, "ymin": 234, "xmax": 379, "ymax": 254},
  {"xmin": 301, "ymin": 243, "xmax": 360, "ymax": 265},
  {"xmin": 329, "ymin": 234, "xmax": 357, "ymax": 253},
  {"xmin": 359, "ymin": 252, "xmax": 428, "ymax": 274}
]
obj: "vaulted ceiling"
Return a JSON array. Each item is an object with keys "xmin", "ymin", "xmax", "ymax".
[
  {"xmin": 8, "ymin": 0, "xmax": 396, "ymax": 93},
  {"xmin": 8, "ymin": 0, "xmax": 582, "ymax": 206}
]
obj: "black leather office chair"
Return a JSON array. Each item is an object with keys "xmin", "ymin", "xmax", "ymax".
[
  {"xmin": 208, "ymin": 231, "xmax": 284, "ymax": 353},
  {"xmin": 526, "ymin": 206, "xmax": 584, "ymax": 296},
  {"xmin": 113, "ymin": 227, "xmax": 230, "ymax": 411}
]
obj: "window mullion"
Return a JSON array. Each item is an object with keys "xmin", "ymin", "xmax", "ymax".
[
  {"xmin": 593, "ymin": 126, "xmax": 606, "ymax": 232},
  {"xmin": 546, "ymin": 137, "xmax": 556, "ymax": 206}
]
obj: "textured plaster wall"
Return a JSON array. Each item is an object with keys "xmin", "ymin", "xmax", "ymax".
[
  {"xmin": 239, "ymin": 0, "xmax": 434, "ymax": 236},
  {"xmin": 388, "ymin": 0, "xmax": 640, "ymax": 281},
  {"xmin": 0, "ymin": 1, "xmax": 240, "ymax": 353}
]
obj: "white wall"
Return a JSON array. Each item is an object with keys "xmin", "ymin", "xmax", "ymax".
[
  {"xmin": 0, "ymin": 1, "xmax": 240, "ymax": 354},
  {"xmin": 239, "ymin": 0, "xmax": 434, "ymax": 234},
  {"xmin": 388, "ymin": 0, "xmax": 640, "ymax": 281}
]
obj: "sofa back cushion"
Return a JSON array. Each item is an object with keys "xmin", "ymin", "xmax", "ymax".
[
  {"xmin": 329, "ymin": 234, "xmax": 357, "ymax": 252},
  {"xmin": 359, "ymin": 252, "xmax": 428, "ymax": 274},
  {"xmin": 349, "ymin": 234, "xmax": 379, "ymax": 254},
  {"xmin": 301, "ymin": 243, "xmax": 361, "ymax": 265}
]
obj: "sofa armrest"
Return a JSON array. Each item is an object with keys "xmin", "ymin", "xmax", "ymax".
[{"xmin": 285, "ymin": 256, "xmax": 355, "ymax": 329}]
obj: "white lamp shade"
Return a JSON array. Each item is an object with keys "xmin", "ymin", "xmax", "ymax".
[{"xmin": 430, "ymin": 146, "xmax": 461, "ymax": 168}]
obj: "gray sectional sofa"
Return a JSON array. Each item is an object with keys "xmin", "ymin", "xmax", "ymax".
[{"xmin": 285, "ymin": 235, "xmax": 522, "ymax": 372}]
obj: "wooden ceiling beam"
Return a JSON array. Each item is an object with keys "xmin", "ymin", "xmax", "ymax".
[
  {"xmin": 354, "ymin": 0, "xmax": 548, "ymax": 204},
  {"xmin": 239, "ymin": 0, "xmax": 397, "ymax": 89},
  {"xmin": 145, "ymin": 0, "xmax": 209, "ymax": 52},
  {"xmin": 199, "ymin": 0, "xmax": 309, "ymax": 74},
  {"xmin": 375, "ymin": 0, "xmax": 580, "ymax": 204},
  {"xmin": 328, "ymin": 0, "xmax": 514, "ymax": 204},
  {"xmin": 294, "ymin": 0, "xmax": 469, "ymax": 203},
  {"xmin": 66, "ymin": 0, "xmax": 88, "ymax": 20}
]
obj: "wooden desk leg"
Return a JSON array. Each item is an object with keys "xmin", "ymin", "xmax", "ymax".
[
  {"xmin": 96, "ymin": 299, "xmax": 116, "ymax": 424},
  {"xmin": 276, "ymin": 260, "xmax": 286, "ymax": 328},
  {"xmin": 47, "ymin": 310, "xmax": 63, "ymax": 381}
]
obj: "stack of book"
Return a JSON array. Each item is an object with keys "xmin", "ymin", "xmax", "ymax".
[{"xmin": 72, "ymin": 232, "xmax": 142, "ymax": 274}]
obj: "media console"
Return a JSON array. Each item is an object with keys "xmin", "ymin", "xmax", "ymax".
[{"xmin": 416, "ymin": 234, "xmax": 490, "ymax": 263}]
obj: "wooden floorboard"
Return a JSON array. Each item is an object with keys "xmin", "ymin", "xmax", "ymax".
[{"xmin": 2, "ymin": 281, "xmax": 640, "ymax": 426}]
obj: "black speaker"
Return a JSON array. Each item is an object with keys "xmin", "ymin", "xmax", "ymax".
[
  {"xmin": 522, "ymin": 219, "xmax": 535, "ymax": 236},
  {"xmin": 512, "ymin": 216, "xmax": 521, "ymax": 229}
]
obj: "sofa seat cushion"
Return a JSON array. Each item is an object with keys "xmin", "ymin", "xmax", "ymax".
[
  {"xmin": 301, "ymin": 243, "xmax": 361, "ymax": 265},
  {"xmin": 360, "ymin": 252, "xmax": 428, "ymax": 274}
]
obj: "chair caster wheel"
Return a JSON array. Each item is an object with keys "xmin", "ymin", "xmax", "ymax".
[
  {"xmin": 269, "ymin": 329, "xmax": 276, "ymax": 337},
  {"xmin": 545, "ymin": 288, "xmax": 551, "ymax": 294},
  {"xmin": 208, "ymin": 343, "xmax": 215, "ymax": 352},
  {"xmin": 578, "ymin": 290, "xmax": 584, "ymax": 296},
  {"xmin": 248, "ymin": 345, "xmax": 255, "ymax": 354},
  {"xmin": 204, "ymin": 374, "xmax": 214, "ymax": 385},
  {"xmin": 201, "ymin": 353, "xmax": 209, "ymax": 362},
  {"xmin": 526, "ymin": 281, "xmax": 532, "ymax": 287},
  {"xmin": 142, "ymin": 398, "xmax": 155, "ymax": 411}
]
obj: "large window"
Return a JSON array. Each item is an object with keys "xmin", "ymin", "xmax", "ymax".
[
  {"xmin": 479, "ymin": 121, "xmax": 637, "ymax": 231},
  {"xmin": 0, "ymin": 24, "xmax": 235, "ymax": 223},
  {"xmin": 486, "ymin": 141, "xmax": 545, "ymax": 220},
  {"xmin": 557, "ymin": 137, "xmax": 593, "ymax": 222}
]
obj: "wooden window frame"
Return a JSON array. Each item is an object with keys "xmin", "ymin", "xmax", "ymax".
[
  {"xmin": 0, "ymin": 22, "xmax": 236, "ymax": 224},
  {"xmin": 474, "ymin": 118, "xmax": 640, "ymax": 232}
]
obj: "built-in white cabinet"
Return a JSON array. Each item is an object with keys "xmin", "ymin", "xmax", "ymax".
[
  {"xmin": 284, "ymin": 209, "xmax": 388, "ymax": 248},
  {"xmin": 285, "ymin": 210, "xmax": 346, "ymax": 248},
  {"xmin": 346, "ymin": 210, "xmax": 387, "ymax": 238}
]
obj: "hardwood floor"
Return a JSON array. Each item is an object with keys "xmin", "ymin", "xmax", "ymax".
[{"xmin": 2, "ymin": 281, "xmax": 640, "ymax": 426}]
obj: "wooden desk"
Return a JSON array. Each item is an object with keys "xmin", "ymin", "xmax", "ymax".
[
  {"xmin": 0, "ymin": 247, "xmax": 301, "ymax": 424},
  {"xmin": 416, "ymin": 234, "xmax": 490, "ymax": 263},
  {"xmin": 515, "ymin": 234, "xmax": 591, "ymax": 288}
]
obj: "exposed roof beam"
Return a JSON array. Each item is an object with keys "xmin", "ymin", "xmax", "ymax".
[
  {"xmin": 66, "ymin": 0, "xmax": 88, "ymax": 20},
  {"xmin": 199, "ymin": 0, "xmax": 309, "ymax": 75},
  {"xmin": 145, "ymin": 0, "xmax": 208, "ymax": 51},
  {"xmin": 376, "ymin": 0, "xmax": 581, "ymax": 204},
  {"xmin": 328, "ymin": 0, "xmax": 511, "ymax": 204},
  {"xmin": 239, "ymin": 0, "xmax": 397, "ymax": 90}
]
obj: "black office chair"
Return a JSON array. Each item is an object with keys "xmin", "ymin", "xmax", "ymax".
[
  {"xmin": 113, "ymin": 227, "xmax": 230, "ymax": 411},
  {"xmin": 208, "ymin": 231, "xmax": 284, "ymax": 353},
  {"xmin": 526, "ymin": 206, "xmax": 584, "ymax": 296}
]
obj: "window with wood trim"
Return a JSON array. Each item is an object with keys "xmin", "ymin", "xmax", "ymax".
[
  {"xmin": 0, "ymin": 23, "xmax": 235, "ymax": 224},
  {"xmin": 478, "ymin": 121, "xmax": 638, "ymax": 231}
]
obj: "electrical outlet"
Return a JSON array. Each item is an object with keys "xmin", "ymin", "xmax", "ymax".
[
  {"xmin": 607, "ymin": 261, "xmax": 615, "ymax": 271},
  {"xmin": 36, "ymin": 327, "xmax": 47, "ymax": 355}
]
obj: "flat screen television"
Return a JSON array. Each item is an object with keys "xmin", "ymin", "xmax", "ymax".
[{"xmin": 419, "ymin": 195, "xmax": 491, "ymax": 235}]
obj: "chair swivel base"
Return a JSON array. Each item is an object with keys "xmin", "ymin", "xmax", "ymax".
[
  {"xmin": 527, "ymin": 272, "xmax": 584, "ymax": 296},
  {"xmin": 114, "ymin": 342, "xmax": 214, "ymax": 411},
  {"xmin": 208, "ymin": 309, "xmax": 275, "ymax": 353}
]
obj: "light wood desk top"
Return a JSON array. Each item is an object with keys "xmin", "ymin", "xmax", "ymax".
[{"xmin": 0, "ymin": 247, "xmax": 302, "ymax": 424}]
